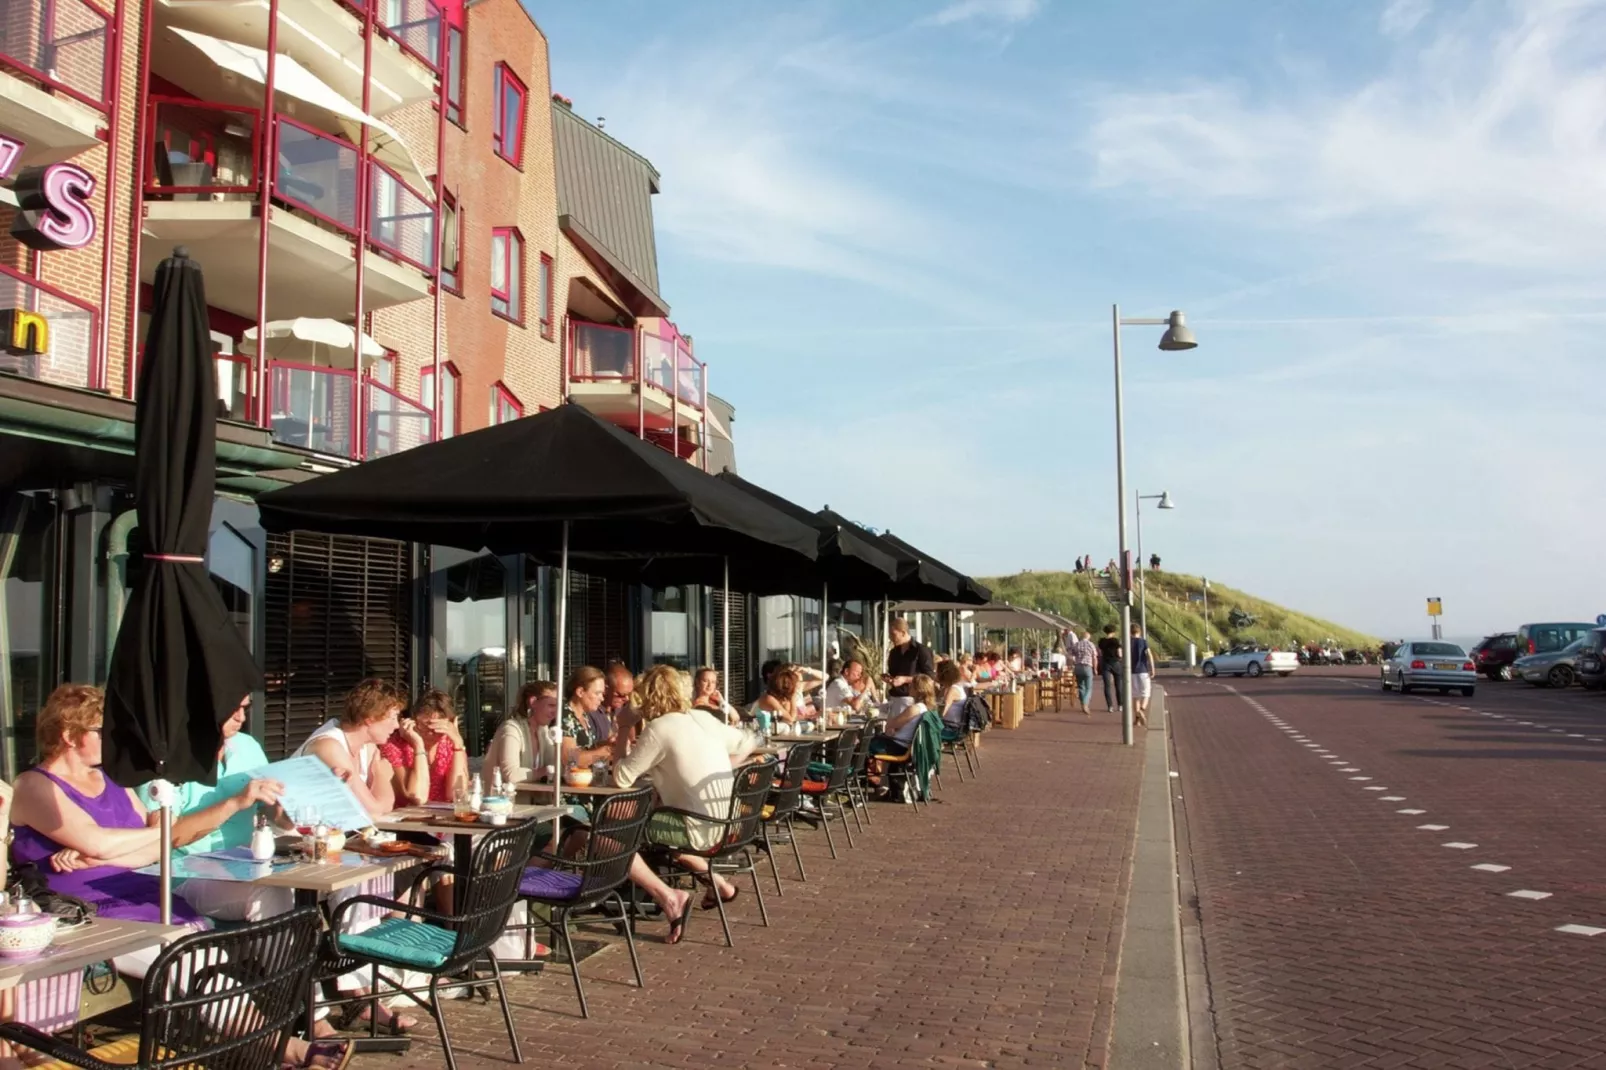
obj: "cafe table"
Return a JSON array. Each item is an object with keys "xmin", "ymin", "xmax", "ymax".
[
  {"xmin": 769, "ymin": 731, "xmax": 840, "ymax": 744},
  {"xmin": 0, "ymin": 917, "xmax": 187, "ymax": 994},
  {"xmin": 374, "ymin": 804, "xmax": 565, "ymax": 883}
]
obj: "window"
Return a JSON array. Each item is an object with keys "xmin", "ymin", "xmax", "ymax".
[
  {"xmin": 492, "ymin": 63, "xmax": 526, "ymax": 166},
  {"xmin": 490, "ymin": 227, "xmax": 522, "ymax": 323},
  {"xmin": 492, "ymin": 381, "xmax": 522, "ymax": 424},
  {"xmin": 444, "ymin": 26, "xmax": 465, "ymax": 126},
  {"xmin": 421, "ymin": 363, "xmax": 460, "ymax": 438},
  {"xmin": 537, "ymin": 253, "xmax": 554, "ymax": 338},
  {"xmin": 440, "ymin": 192, "xmax": 461, "ymax": 294}
]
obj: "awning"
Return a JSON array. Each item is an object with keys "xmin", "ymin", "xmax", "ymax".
[
  {"xmin": 893, "ymin": 601, "xmax": 1064, "ymax": 631},
  {"xmin": 172, "ymin": 28, "xmax": 431, "ymax": 195},
  {"xmin": 239, "ymin": 318, "xmax": 387, "ymax": 363}
]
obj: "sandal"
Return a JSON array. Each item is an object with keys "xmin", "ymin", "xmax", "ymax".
[
  {"xmin": 699, "ymin": 885, "xmax": 739, "ymax": 911},
  {"xmin": 665, "ymin": 909, "xmax": 689, "ymax": 945},
  {"xmin": 284, "ymin": 1040, "xmax": 353, "ymax": 1070},
  {"xmin": 333, "ymin": 1002, "xmax": 418, "ymax": 1036}
]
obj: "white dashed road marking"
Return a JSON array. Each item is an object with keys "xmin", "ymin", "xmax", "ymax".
[
  {"xmin": 1442, "ymin": 842, "xmax": 1478, "ymax": 850},
  {"xmin": 1556, "ymin": 924, "xmax": 1606, "ymax": 936},
  {"xmin": 1471, "ymin": 864, "xmax": 1511, "ymax": 873},
  {"xmin": 1507, "ymin": 890, "xmax": 1551, "ymax": 900}
]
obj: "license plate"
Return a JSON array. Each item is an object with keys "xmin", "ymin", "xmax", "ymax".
[{"xmin": 1433, "ymin": 662, "xmax": 1459, "ymax": 671}]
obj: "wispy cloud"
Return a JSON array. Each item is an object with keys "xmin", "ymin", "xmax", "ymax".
[
  {"xmin": 1380, "ymin": 0, "xmax": 1433, "ymax": 37},
  {"xmin": 925, "ymin": 0, "xmax": 1044, "ymax": 28}
]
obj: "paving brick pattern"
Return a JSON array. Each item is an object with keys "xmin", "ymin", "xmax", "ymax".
[
  {"xmin": 372, "ymin": 710, "xmax": 1143, "ymax": 1069},
  {"xmin": 1169, "ymin": 669, "xmax": 1606, "ymax": 1069}
]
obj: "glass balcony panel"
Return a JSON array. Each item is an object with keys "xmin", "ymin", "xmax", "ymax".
[
  {"xmin": 368, "ymin": 164, "xmax": 435, "ymax": 272},
  {"xmin": 377, "ymin": 0, "xmax": 441, "ymax": 70},
  {"xmin": 215, "ymin": 354, "xmax": 252, "ymax": 421},
  {"xmin": 0, "ymin": 0, "xmax": 109, "ymax": 107},
  {"xmin": 148, "ymin": 101, "xmax": 257, "ymax": 198},
  {"xmin": 570, "ymin": 322, "xmax": 634, "ymax": 381},
  {"xmin": 268, "ymin": 362, "xmax": 357, "ymax": 457},
  {"xmin": 0, "ymin": 266, "xmax": 96, "ymax": 389},
  {"xmin": 640, "ymin": 329, "xmax": 674, "ymax": 394},
  {"xmin": 274, "ymin": 119, "xmax": 358, "ymax": 232},
  {"xmin": 364, "ymin": 378, "xmax": 433, "ymax": 458},
  {"xmin": 675, "ymin": 344, "xmax": 704, "ymax": 409}
]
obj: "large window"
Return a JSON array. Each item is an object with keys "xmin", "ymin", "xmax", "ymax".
[
  {"xmin": 421, "ymin": 363, "xmax": 460, "ymax": 439},
  {"xmin": 207, "ymin": 522, "xmax": 256, "ymax": 655},
  {"xmin": 0, "ymin": 493, "xmax": 58, "ymax": 780},
  {"xmin": 444, "ymin": 25, "xmax": 465, "ymax": 126},
  {"xmin": 492, "ymin": 381, "xmax": 522, "ymax": 425},
  {"xmin": 490, "ymin": 227, "xmax": 523, "ymax": 323},
  {"xmin": 537, "ymin": 253, "xmax": 554, "ymax": 338},
  {"xmin": 440, "ymin": 191, "xmax": 460, "ymax": 294},
  {"xmin": 439, "ymin": 552, "xmax": 508, "ymax": 756},
  {"xmin": 491, "ymin": 62, "xmax": 526, "ymax": 166},
  {"xmin": 650, "ymin": 586, "xmax": 694, "ymax": 670}
]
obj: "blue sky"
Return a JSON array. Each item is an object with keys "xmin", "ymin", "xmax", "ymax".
[{"xmin": 533, "ymin": 0, "xmax": 1605, "ymax": 638}]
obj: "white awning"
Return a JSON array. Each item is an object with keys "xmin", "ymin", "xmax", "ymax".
[
  {"xmin": 239, "ymin": 318, "xmax": 387, "ymax": 363},
  {"xmin": 172, "ymin": 28, "xmax": 431, "ymax": 195}
]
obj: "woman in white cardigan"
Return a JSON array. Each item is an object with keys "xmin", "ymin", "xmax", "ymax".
[{"xmin": 610, "ymin": 665, "xmax": 759, "ymax": 911}]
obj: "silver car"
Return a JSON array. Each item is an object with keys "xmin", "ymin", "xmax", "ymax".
[{"xmin": 1381, "ymin": 641, "xmax": 1476, "ymax": 696}]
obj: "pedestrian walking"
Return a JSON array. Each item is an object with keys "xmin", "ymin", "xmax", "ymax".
[
  {"xmin": 1071, "ymin": 629, "xmax": 1098, "ymax": 714},
  {"xmin": 1096, "ymin": 624, "xmax": 1125, "ymax": 713},
  {"xmin": 1130, "ymin": 623, "xmax": 1155, "ymax": 727}
]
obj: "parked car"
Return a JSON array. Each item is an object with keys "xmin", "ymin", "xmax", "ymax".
[
  {"xmin": 1381, "ymin": 641, "xmax": 1476, "ymax": 696},
  {"xmin": 1516, "ymin": 621, "xmax": 1598, "ymax": 656},
  {"xmin": 1514, "ymin": 636, "xmax": 1590, "ymax": 688},
  {"xmin": 1469, "ymin": 632, "xmax": 1521, "ymax": 681},
  {"xmin": 1201, "ymin": 646, "xmax": 1299, "ymax": 678},
  {"xmin": 1573, "ymin": 629, "xmax": 1606, "ymax": 690}
]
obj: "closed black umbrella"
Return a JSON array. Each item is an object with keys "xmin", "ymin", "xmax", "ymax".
[{"xmin": 103, "ymin": 248, "xmax": 261, "ymax": 784}]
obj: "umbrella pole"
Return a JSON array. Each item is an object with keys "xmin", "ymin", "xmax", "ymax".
[
  {"xmin": 159, "ymin": 799, "xmax": 172, "ymax": 925},
  {"xmin": 821, "ymin": 581, "xmax": 829, "ymax": 700},
  {"xmin": 556, "ymin": 521, "xmax": 569, "ymax": 693},
  {"xmin": 722, "ymin": 557, "xmax": 730, "ymax": 699}
]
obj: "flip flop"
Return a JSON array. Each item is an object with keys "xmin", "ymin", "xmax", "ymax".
[
  {"xmin": 285, "ymin": 1039, "xmax": 353, "ymax": 1070},
  {"xmin": 699, "ymin": 885, "xmax": 739, "ymax": 911},
  {"xmin": 665, "ymin": 909, "xmax": 689, "ymax": 945}
]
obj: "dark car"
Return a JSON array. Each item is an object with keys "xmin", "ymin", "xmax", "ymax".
[
  {"xmin": 1516, "ymin": 621, "xmax": 1598, "ymax": 657},
  {"xmin": 1469, "ymin": 632, "xmax": 1520, "ymax": 680},
  {"xmin": 1573, "ymin": 629, "xmax": 1606, "ymax": 690}
]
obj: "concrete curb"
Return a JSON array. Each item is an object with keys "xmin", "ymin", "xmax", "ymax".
[{"xmin": 1109, "ymin": 686, "xmax": 1187, "ymax": 1068}]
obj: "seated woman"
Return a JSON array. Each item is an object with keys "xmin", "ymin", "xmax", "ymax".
[
  {"xmin": 937, "ymin": 661, "xmax": 969, "ymax": 733},
  {"xmin": 484, "ymin": 680, "xmax": 559, "ymax": 789},
  {"xmin": 610, "ymin": 666, "xmax": 757, "ymax": 916},
  {"xmin": 754, "ymin": 666, "xmax": 802, "ymax": 726},
  {"xmin": 867, "ymin": 674, "xmax": 935, "ymax": 789},
  {"xmin": 691, "ymin": 667, "xmax": 742, "ymax": 726},
  {"xmin": 381, "ymin": 688, "xmax": 467, "ymax": 806}
]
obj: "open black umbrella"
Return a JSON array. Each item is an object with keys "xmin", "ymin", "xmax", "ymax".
[
  {"xmin": 712, "ymin": 473, "xmax": 898, "ymax": 597},
  {"xmin": 103, "ymin": 248, "xmax": 261, "ymax": 922},
  {"xmin": 877, "ymin": 531, "xmax": 990, "ymax": 606}
]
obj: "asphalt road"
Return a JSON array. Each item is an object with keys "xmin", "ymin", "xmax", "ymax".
[{"xmin": 1168, "ymin": 666, "xmax": 1606, "ymax": 1069}]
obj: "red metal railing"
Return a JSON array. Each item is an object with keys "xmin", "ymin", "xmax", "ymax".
[
  {"xmin": 674, "ymin": 339, "xmax": 704, "ymax": 409},
  {"xmin": 268, "ymin": 360, "xmax": 359, "ymax": 458},
  {"xmin": 368, "ymin": 160, "xmax": 436, "ymax": 273},
  {"xmin": 363, "ymin": 376, "xmax": 434, "ymax": 458},
  {"xmin": 0, "ymin": 0, "xmax": 112, "ymax": 111},
  {"xmin": 338, "ymin": 0, "xmax": 441, "ymax": 73},
  {"xmin": 145, "ymin": 98, "xmax": 259, "ymax": 197},
  {"xmin": 0, "ymin": 261, "xmax": 101, "ymax": 389},
  {"xmin": 569, "ymin": 319, "xmax": 707, "ymax": 414},
  {"xmin": 567, "ymin": 320, "xmax": 636, "ymax": 382},
  {"xmin": 273, "ymin": 114, "xmax": 360, "ymax": 234}
]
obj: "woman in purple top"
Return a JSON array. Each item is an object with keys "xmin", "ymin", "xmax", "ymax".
[{"xmin": 8, "ymin": 684, "xmax": 205, "ymax": 926}]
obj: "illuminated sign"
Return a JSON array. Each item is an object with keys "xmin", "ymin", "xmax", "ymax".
[
  {"xmin": 10, "ymin": 163, "xmax": 96, "ymax": 251},
  {"xmin": 0, "ymin": 308, "xmax": 49, "ymax": 356}
]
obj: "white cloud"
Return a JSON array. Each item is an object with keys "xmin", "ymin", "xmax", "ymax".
[
  {"xmin": 926, "ymin": 0, "xmax": 1044, "ymax": 27},
  {"xmin": 1086, "ymin": 1, "xmax": 1606, "ymax": 276},
  {"xmin": 1380, "ymin": 0, "xmax": 1432, "ymax": 37}
]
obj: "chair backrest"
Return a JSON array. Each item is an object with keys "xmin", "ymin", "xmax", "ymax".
[
  {"xmin": 766, "ymin": 740, "xmax": 819, "ymax": 820},
  {"xmin": 140, "ymin": 906, "xmax": 322, "ymax": 1070},
  {"xmin": 720, "ymin": 757, "xmax": 779, "ymax": 853},
  {"xmin": 448, "ymin": 817, "xmax": 540, "ymax": 969},
  {"xmin": 821, "ymin": 729, "xmax": 861, "ymax": 791},
  {"xmin": 849, "ymin": 723, "xmax": 879, "ymax": 777},
  {"xmin": 574, "ymin": 785, "xmax": 655, "ymax": 899}
]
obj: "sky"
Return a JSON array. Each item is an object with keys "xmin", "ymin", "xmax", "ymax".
[{"xmin": 532, "ymin": 0, "xmax": 1606, "ymax": 639}]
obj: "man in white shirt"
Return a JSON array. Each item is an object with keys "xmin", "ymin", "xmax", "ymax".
[{"xmin": 823, "ymin": 659, "xmax": 873, "ymax": 713}]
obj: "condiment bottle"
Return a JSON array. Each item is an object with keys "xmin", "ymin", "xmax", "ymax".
[
  {"xmin": 250, "ymin": 812, "xmax": 276, "ymax": 861},
  {"xmin": 468, "ymin": 773, "xmax": 483, "ymax": 813}
]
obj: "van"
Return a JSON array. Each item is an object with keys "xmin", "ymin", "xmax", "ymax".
[{"xmin": 1516, "ymin": 621, "xmax": 1598, "ymax": 656}]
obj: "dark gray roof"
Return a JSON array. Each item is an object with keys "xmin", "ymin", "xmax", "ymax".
[{"xmin": 553, "ymin": 104, "xmax": 665, "ymax": 312}]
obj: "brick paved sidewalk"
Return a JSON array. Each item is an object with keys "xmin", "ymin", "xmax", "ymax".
[{"xmin": 375, "ymin": 710, "xmax": 1145, "ymax": 1070}]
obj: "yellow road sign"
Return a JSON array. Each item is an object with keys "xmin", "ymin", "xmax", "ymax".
[{"xmin": 1427, "ymin": 598, "xmax": 1442, "ymax": 617}]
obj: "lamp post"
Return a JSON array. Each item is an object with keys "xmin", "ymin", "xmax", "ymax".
[
  {"xmin": 1112, "ymin": 306, "xmax": 1196, "ymax": 746},
  {"xmin": 1134, "ymin": 490, "xmax": 1174, "ymax": 639}
]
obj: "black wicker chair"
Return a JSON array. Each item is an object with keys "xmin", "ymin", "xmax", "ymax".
[
  {"xmin": 760, "ymin": 739, "xmax": 819, "ymax": 893},
  {"xmin": 0, "ymin": 908, "xmax": 321, "ymax": 1070},
  {"xmin": 327, "ymin": 818, "xmax": 539, "ymax": 1070},
  {"xmin": 649, "ymin": 757, "xmax": 777, "ymax": 947},
  {"xmin": 844, "ymin": 720, "xmax": 882, "ymax": 829},
  {"xmin": 517, "ymin": 784, "xmax": 655, "ymax": 1018},
  {"xmin": 799, "ymin": 728, "xmax": 861, "ymax": 858}
]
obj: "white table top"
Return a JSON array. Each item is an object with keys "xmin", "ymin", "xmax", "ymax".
[{"xmin": 0, "ymin": 918, "xmax": 188, "ymax": 991}]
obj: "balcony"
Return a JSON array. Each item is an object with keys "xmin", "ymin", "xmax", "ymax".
[
  {"xmin": 0, "ymin": 0, "xmax": 109, "ymax": 168},
  {"xmin": 0, "ymin": 260, "xmax": 100, "ymax": 389},
  {"xmin": 567, "ymin": 319, "xmax": 707, "ymax": 436},
  {"xmin": 265, "ymin": 362, "xmax": 432, "ymax": 460},
  {"xmin": 155, "ymin": 0, "xmax": 438, "ymax": 117},
  {"xmin": 138, "ymin": 100, "xmax": 434, "ymax": 322}
]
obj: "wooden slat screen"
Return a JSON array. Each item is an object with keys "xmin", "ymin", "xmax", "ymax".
[
  {"xmin": 262, "ymin": 531, "xmax": 412, "ymax": 759},
  {"xmin": 566, "ymin": 571, "xmax": 629, "ymax": 674},
  {"xmin": 710, "ymin": 588, "xmax": 749, "ymax": 705}
]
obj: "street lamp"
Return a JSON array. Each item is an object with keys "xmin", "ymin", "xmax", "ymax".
[
  {"xmin": 1135, "ymin": 490, "xmax": 1174, "ymax": 639},
  {"xmin": 1112, "ymin": 307, "xmax": 1197, "ymax": 746}
]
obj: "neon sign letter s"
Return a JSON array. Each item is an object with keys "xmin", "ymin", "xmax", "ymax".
[{"xmin": 11, "ymin": 163, "xmax": 97, "ymax": 251}]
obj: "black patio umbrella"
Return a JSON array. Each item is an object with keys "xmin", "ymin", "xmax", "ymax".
[
  {"xmin": 713, "ymin": 473, "xmax": 899, "ymax": 598},
  {"xmin": 818, "ymin": 510, "xmax": 963, "ymax": 602},
  {"xmin": 877, "ymin": 531, "xmax": 990, "ymax": 606},
  {"xmin": 103, "ymin": 248, "xmax": 261, "ymax": 920}
]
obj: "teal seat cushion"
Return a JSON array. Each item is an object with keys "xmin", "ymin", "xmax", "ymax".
[
  {"xmin": 338, "ymin": 918, "xmax": 457, "ymax": 969},
  {"xmin": 806, "ymin": 761, "xmax": 835, "ymax": 778}
]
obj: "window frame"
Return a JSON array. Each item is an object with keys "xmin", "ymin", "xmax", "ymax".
[
  {"xmin": 491, "ymin": 62, "xmax": 527, "ymax": 167},
  {"xmin": 439, "ymin": 188, "xmax": 462, "ymax": 296},
  {"xmin": 537, "ymin": 252, "xmax": 554, "ymax": 338},
  {"xmin": 420, "ymin": 361, "xmax": 461, "ymax": 439},
  {"xmin": 444, "ymin": 24, "xmax": 466, "ymax": 128},
  {"xmin": 491, "ymin": 380, "xmax": 523, "ymax": 425},
  {"xmin": 490, "ymin": 226, "xmax": 524, "ymax": 325}
]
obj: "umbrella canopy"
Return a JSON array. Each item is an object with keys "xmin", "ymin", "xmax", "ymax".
[
  {"xmin": 256, "ymin": 403, "xmax": 820, "ymax": 579},
  {"xmin": 238, "ymin": 318, "xmax": 388, "ymax": 369},
  {"xmin": 710, "ymin": 473, "xmax": 899, "ymax": 597},
  {"xmin": 876, "ymin": 531, "xmax": 991, "ymax": 605},
  {"xmin": 891, "ymin": 601, "xmax": 1064, "ymax": 630},
  {"xmin": 103, "ymin": 248, "xmax": 261, "ymax": 786}
]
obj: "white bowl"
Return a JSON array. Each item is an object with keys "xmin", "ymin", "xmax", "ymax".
[{"xmin": 0, "ymin": 914, "xmax": 56, "ymax": 958}]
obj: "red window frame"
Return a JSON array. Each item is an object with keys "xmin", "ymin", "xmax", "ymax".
[
  {"xmin": 492, "ymin": 62, "xmax": 527, "ymax": 167},
  {"xmin": 538, "ymin": 253, "xmax": 554, "ymax": 339},
  {"xmin": 421, "ymin": 362, "xmax": 461, "ymax": 438},
  {"xmin": 440, "ymin": 189, "xmax": 462, "ymax": 295},
  {"xmin": 491, "ymin": 381, "xmax": 523, "ymax": 425},
  {"xmin": 490, "ymin": 226, "xmax": 523, "ymax": 324},
  {"xmin": 444, "ymin": 25, "xmax": 466, "ymax": 127}
]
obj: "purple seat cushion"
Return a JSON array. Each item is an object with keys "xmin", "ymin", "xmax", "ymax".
[{"xmin": 520, "ymin": 867, "xmax": 583, "ymax": 900}]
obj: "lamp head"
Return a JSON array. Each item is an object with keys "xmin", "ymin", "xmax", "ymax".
[
  {"xmin": 1157, "ymin": 491, "xmax": 1176, "ymax": 510},
  {"xmin": 1158, "ymin": 310, "xmax": 1196, "ymax": 351}
]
